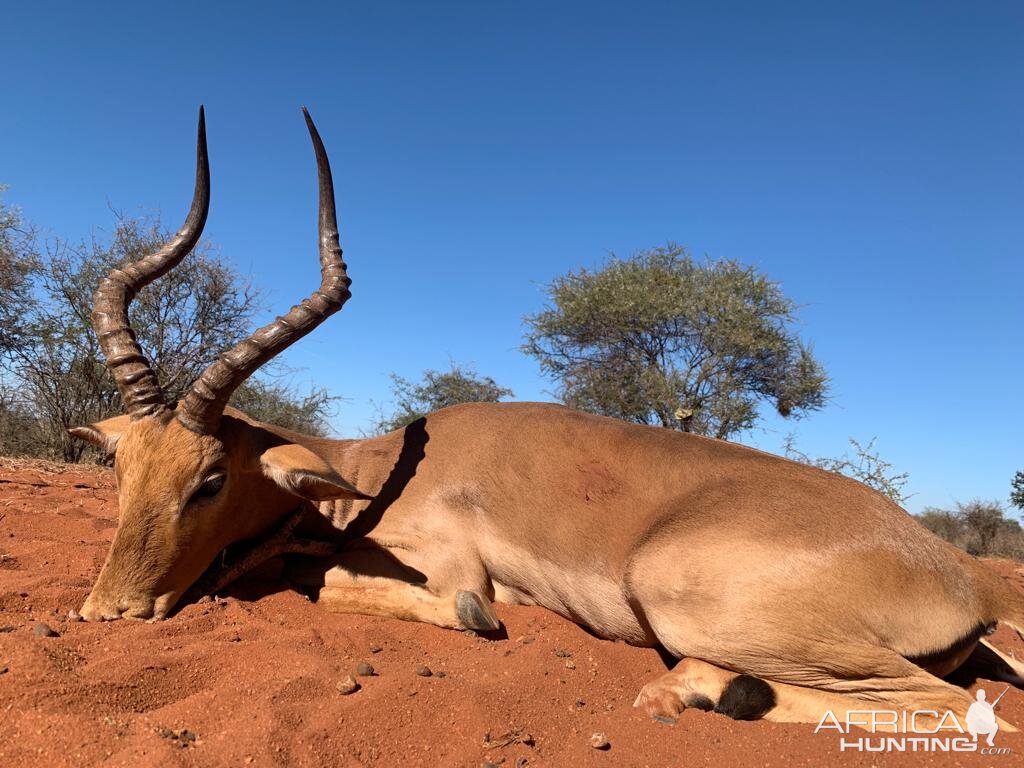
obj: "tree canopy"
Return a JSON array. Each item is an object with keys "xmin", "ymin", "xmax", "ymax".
[
  {"xmin": 524, "ymin": 245, "xmax": 828, "ymax": 440},
  {"xmin": 918, "ymin": 500, "xmax": 1024, "ymax": 561},
  {"xmin": 0, "ymin": 188, "xmax": 38, "ymax": 359},
  {"xmin": 372, "ymin": 363, "xmax": 513, "ymax": 434},
  {"xmin": 1011, "ymin": 470, "xmax": 1024, "ymax": 511}
]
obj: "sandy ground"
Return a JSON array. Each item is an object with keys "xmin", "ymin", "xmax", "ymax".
[{"xmin": 1, "ymin": 457, "xmax": 1023, "ymax": 767}]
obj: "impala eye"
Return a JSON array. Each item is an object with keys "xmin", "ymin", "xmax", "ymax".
[{"xmin": 192, "ymin": 472, "xmax": 226, "ymax": 502}]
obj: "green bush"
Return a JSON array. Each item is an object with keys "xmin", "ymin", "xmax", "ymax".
[{"xmin": 917, "ymin": 501, "xmax": 1024, "ymax": 561}]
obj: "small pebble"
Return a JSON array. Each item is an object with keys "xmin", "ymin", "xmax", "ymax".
[
  {"xmin": 434, "ymin": 670, "xmax": 447, "ymax": 678},
  {"xmin": 196, "ymin": 595, "xmax": 212, "ymax": 604},
  {"xmin": 482, "ymin": 763, "xmax": 499, "ymax": 768},
  {"xmin": 554, "ymin": 648, "xmax": 572, "ymax": 658},
  {"xmin": 336, "ymin": 676, "xmax": 360, "ymax": 695},
  {"xmin": 369, "ymin": 643, "xmax": 382, "ymax": 653},
  {"xmin": 517, "ymin": 635, "xmax": 535, "ymax": 645},
  {"xmin": 564, "ymin": 660, "xmax": 576, "ymax": 670},
  {"xmin": 574, "ymin": 698, "xmax": 586, "ymax": 707},
  {"xmin": 156, "ymin": 726, "xmax": 196, "ymax": 746},
  {"xmin": 652, "ymin": 714, "xmax": 676, "ymax": 725},
  {"xmin": 67, "ymin": 609, "xmax": 82, "ymax": 622},
  {"xmin": 414, "ymin": 664, "xmax": 432, "ymax": 677},
  {"xmin": 590, "ymin": 732, "xmax": 610, "ymax": 750},
  {"xmin": 355, "ymin": 661, "xmax": 375, "ymax": 676},
  {"xmin": 18, "ymin": 592, "xmax": 28, "ymax": 598},
  {"xmin": 516, "ymin": 758, "xmax": 529, "ymax": 768},
  {"xmin": 0, "ymin": 664, "xmax": 8, "ymax": 674},
  {"xmin": 0, "ymin": 626, "xmax": 16, "ymax": 634},
  {"xmin": 33, "ymin": 622, "xmax": 58, "ymax": 638}
]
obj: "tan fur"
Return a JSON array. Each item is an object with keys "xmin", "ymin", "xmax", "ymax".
[{"xmin": 72, "ymin": 400, "xmax": 1024, "ymax": 730}]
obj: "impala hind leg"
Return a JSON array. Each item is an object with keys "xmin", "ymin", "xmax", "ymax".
[
  {"xmin": 628, "ymin": 586, "xmax": 1014, "ymax": 728},
  {"xmin": 634, "ymin": 658, "xmax": 775, "ymax": 721},
  {"xmin": 632, "ymin": 657, "xmax": 1008, "ymax": 732},
  {"xmin": 960, "ymin": 639, "xmax": 1024, "ymax": 687},
  {"xmin": 633, "ymin": 658, "xmax": 882, "ymax": 727},
  {"xmin": 753, "ymin": 641, "xmax": 1023, "ymax": 732}
]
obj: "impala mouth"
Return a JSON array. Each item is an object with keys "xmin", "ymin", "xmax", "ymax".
[
  {"xmin": 180, "ymin": 506, "xmax": 338, "ymax": 610},
  {"xmin": 180, "ymin": 544, "xmax": 242, "ymax": 609}
]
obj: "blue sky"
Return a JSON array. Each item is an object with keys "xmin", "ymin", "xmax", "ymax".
[{"xmin": 2, "ymin": 2, "xmax": 1021, "ymax": 513}]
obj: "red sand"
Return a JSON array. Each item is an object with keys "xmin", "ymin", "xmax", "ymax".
[{"xmin": 2, "ymin": 457, "xmax": 1022, "ymax": 767}]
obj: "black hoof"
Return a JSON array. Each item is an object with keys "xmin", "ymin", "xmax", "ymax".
[
  {"xmin": 456, "ymin": 590, "xmax": 500, "ymax": 631},
  {"xmin": 714, "ymin": 675, "xmax": 776, "ymax": 721},
  {"xmin": 685, "ymin": 694, "xmax": 715, "ymax": 712}
]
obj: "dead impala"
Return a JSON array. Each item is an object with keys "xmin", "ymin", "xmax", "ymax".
[{"xmin": 71, "ymin": 108, "xmax": 1024, "ymax": 730}]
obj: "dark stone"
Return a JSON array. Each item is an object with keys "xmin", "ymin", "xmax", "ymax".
[{"xmin": 32, "ymin": 622, "xmax": 58, "ymax": 638}]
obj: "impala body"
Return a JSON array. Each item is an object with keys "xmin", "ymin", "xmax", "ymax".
[{"xmin": 72, "ymin": 108, "xmax": 1024, "ymax": 731}]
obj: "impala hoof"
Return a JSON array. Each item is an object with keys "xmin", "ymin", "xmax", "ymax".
[{"xmin": 456, "ymin": 590, "xmax": 500, "ymax": 631}]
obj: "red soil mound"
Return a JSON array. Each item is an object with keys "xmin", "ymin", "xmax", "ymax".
[{"xmin": 1, "ymin": 458, "xmax": 1022, "ymax": 766}]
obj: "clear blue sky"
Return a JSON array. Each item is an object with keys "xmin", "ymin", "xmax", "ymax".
[{"xmin": 2, "ymin": 2, "xmax": 1021, "ymax": 513}]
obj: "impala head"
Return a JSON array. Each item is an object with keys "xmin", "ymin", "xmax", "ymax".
[{"xmin": 71, "ymin": 107, "xmax": 368, "ymax": 621}]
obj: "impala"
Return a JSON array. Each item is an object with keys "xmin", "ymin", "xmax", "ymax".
[{"xmin": 71, "ymin": 108, "xmax": 1024, "ymax": 730}]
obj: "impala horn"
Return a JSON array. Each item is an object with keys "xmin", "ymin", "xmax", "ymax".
[
  {"xmin": 176, "ymin": 108, "xmax": 352, "ymax": 434},
  {"xmin": 92, "ymin": 106, "xmax": 210, "ymax": 419}
]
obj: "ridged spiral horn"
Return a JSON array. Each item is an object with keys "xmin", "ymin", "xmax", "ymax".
[
  {"xmin": 177, "ymin": 108, "xmax": 351, "ymax": 434},
  {"xmin": 92, "ymin": 106, "xmax": 210, "ymax": 418}
]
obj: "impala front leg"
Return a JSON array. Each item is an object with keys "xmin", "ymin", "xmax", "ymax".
[
  {"xmin": 317, "ymin": 583, "xmax": 500, "ymax": 631},
  {"xmin": 288, "ymin": 540, "xmax": 501, "ymax": 632}
]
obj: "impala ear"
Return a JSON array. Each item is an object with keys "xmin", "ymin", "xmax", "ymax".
[
  {"xmin": 68, "ymin": 414, "xmax": 132, "ymax": 455},
  {"xmin": 260, "ymin": 443, "xmax": 372, "ymax": 502}
]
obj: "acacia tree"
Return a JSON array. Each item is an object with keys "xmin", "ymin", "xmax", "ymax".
[
  {"xmin": 918, "ymin": 501, "xmax": 1024, "ymax": 561},
  {"xmin": 524, "ymin": 245, "xmax": 828, "ymax": 439},
  {"xmin": 230, "ymin": 379, "xmax": 336, "ymax": 436},
  {"xmin": 0, "ymin": 188, "xmax": 43, "ymax": 455},
  {"xmin": 372, "ymin": 363, "xmax": 513, "ymax": 434},
  {"xmin": 3, "ymin": 214, "xmax": 334, "ymax": 460},
  {"xmin": 0, "ymin": 187, "xmax": 38, "ymax": 359},
  {"xmin": 1012, "ymin": 471, "xmax": 1024, "ymax": 512}
]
